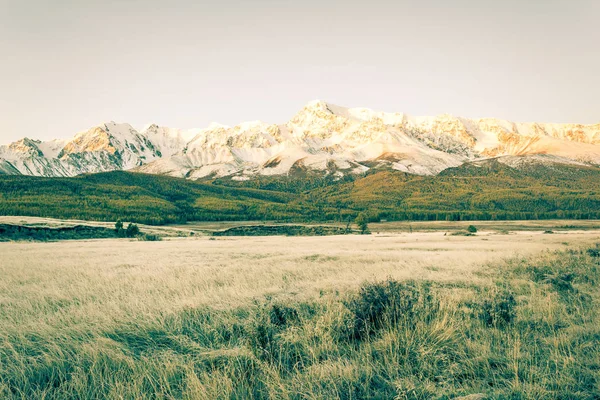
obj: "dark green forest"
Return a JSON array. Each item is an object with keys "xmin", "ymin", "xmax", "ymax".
[{"xmin": 1, "ymin": 160, "xmax": 600, "ymax": 225}]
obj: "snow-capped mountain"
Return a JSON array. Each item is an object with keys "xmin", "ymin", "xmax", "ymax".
[
  {"xmin": 1, "ymin": 100, "xmax": 599, "ymax": 179},
  {"xmin": 0, "ymin": 122, "xmax": 196, "ymax": 177}
]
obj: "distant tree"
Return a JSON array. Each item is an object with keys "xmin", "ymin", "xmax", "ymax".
[
  {"xmin": 355, "ymin": 213, "xmax": 370, "ymax": 235},
  {"xmin": 126, "ymin": 223, "xmax": 140, "ymax": 238},
  {"xmin": 345, "ymin": 216, "xmax": 353, "ymax": 234},
  {"xmin": 115, "ymin": 220, "xmax": 124, "ymax": 237},
  {"xmin": 467, "ymin": 225, "xmax": 478, "ymax": 233}
]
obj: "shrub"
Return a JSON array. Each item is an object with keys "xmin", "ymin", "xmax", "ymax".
[
  {"xmin": 467, "ymin": 225, "xmax": 478, "ymax": 233},
  {"xmin": 527, "ymin": 264, "xmax": 580, "ymax": 294},
  {"xmin": 479, "ymin": 289, "xmax": 517, "ymax": 328},
  {"xmin": 246, "ymin": 302, "xmax": 308, "ymax": 370},
  {"xmin": 451, "ymin": 231, "xmax": 475, "ymax": 236},
  {"xmin": 355, "ymin": 213, "xmax": 370, "ymax": 235},
  {"xmin": 543, "ymin": 273, "xmax": 576, "ymax": 293},
  {"xmin": 248, "ymin": 319, "xmax": 276, "ymax": 359},
  {"xmin": 125, "ymin": 223, "xmax": 140, "ymax": 238},
  {"xmin": 587, "ymin": 245, "xmax": 600, "ymax": 258},
  {"xmin": 115, "ymin": 219, "xmax": 125, "ymax": 237},
  {"xmin": 138, "ymin": 233, "xmax": 162, "ymax": 241},
  {"xmin": 268, "ymin": 303, "xmax": 299, "ymax": 327},
  {"xmin": 345, "ymin": 279, "xmax": 435, "ymax": 340}
]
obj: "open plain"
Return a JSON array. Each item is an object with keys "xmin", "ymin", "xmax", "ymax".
[
  {"xmin": 2, "ymin": 230, "xmax": 599, "ymax": 322},
  {"xmin": 1, "ymin": 227, "xmax": 600, "ymax": 398}
]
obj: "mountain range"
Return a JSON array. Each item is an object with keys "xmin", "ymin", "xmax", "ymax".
[{"xmin": 2, "ymin": 100, "xmax": 599, "ymax": 179}]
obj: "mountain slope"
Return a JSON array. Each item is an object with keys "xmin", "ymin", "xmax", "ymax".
[
  {"xmin": 2, "ymin": 101, "xmax": 599, "ymax": 179},
  {"xmin": 1, "ymin": 161, "xmax": 600, "ymax": 225},
  {"xmin": 0, "ymin": 159, "xmax": 20, "ymax": 175},
  {"xmin": 0, "ymin": 123, "xmax": 196, "ymax": 177}
]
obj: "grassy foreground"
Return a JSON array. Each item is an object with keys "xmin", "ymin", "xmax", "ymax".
[{"xmin": 1, "ymin": 245, "xmax": 599, "ymax": 399}]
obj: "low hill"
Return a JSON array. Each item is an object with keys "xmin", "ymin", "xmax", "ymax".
[
  {"xmin": 0, "ymin": 172, "xmax": 301, "ymax": 225},
  {"xmin": 302, "ymin": 158, "xmax": 600, "ymax": 221},
  {"xmin": 1, "ymin": 159, "xmax": 600, "ymax": 224}
]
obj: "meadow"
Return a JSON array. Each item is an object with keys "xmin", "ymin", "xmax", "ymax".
[{"xmin": 1, "ymin": 229, "xmax": 599, "ymax": 398}]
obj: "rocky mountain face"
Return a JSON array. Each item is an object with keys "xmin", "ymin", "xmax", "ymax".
[
  {"xmin": 0, "ymin": 122, "xmax": 195, "ymax": 178},
  {"xmin": 2, "ymin": 101, "xmax": 599, "ymax": 179}
]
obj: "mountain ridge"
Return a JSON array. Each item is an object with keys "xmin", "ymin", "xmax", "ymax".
[{"xmin": 1, "ymin": 101, "xmax": 599, "ymax": 179}]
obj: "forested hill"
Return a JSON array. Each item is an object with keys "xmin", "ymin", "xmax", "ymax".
[{"xmin": 1, "ymin": 160, "xmax": 600, "ymax": 225}]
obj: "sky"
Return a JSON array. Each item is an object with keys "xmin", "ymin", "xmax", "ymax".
[{"xmin": 1, "ymin": 0, "xmax": 599, "ymax": 143}]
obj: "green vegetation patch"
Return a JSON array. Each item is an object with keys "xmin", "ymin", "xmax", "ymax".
[
  {"xmin": 2, "ymin": 159, "xmax": 600, "ymax": 226},
  {"xmin": 211, "ymin": 224, "xmax": 351, "ymax": 237},
  {"xmin": 0, "ymin": 223, "xmax": 116, "ymax": 242}
]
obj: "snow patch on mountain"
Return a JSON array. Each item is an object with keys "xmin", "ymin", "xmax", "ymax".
[{"xmin": 2, "ymin": 101, "xmax": 600, "ymax": 179}]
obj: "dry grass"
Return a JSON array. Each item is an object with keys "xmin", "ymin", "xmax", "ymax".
[
  {"xmin": 1, "ymin": 231, "xmax": 596, "ymax": 331},
  {"xmin": 0, "ymin": 231, "xmax": 599, "ymax": 398}
]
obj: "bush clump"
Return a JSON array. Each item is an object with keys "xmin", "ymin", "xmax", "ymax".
[
  {"xmin": 345, "ymin": 279, "xmax": 436, "ymax": 341},
  {"xmin": 467, "ymin": 225, "xmax": 478, "ymax": 233},
  {"xmin": 268, "ymin": 303, "xmax": 299, "ymax": 327},
  {"xmin": 587, "ymin": 245, "xmax": 600, "ymax": 258},
  {"xmin": 115, "ymin": 220, "xmax": 141, "ymax": 238},
  {"xmin": 138, "ymin": 233, "xmax": 162, "ymax": 241},
  {"xmin": 479, "ymin": 289, "xmax": 517, "ymax": 328},
  {"xmin": 246, "ymin": 302, "xmax": 310, "ymax": 371},
  {"xmin": 126, "ymin": 223, "xmax": 140, "ymax": 238},
  {"xmin": 527, "ymin": 263, "xmax": 582, "ymax": 294},
  {"xmin": 451, "ymin": 231, "xmax": 475, "ymax": 236},
  {"xmin": 543, "ymin": 272, "xmax": 576, "ymax": 293},
  {"xmin": 355, "ymin": 213, "xmax": 371, "ymax": 235}
]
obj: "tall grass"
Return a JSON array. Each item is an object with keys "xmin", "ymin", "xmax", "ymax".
[{"xmin": 0, "ymin": 245, "xmax": 599, "ymax": 398}]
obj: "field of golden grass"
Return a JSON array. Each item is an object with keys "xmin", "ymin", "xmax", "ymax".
[
  {"xmin": 1, "ymin": 229, "xmax": 599, "ymax": 398},
  {"xmin": 2, "ymin": 231, "xmax": 597, "ymax": 322}
]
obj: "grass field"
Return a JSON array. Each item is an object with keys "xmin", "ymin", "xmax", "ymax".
[{"xmin": 1, "ymin": 230, "xmax": 599, "ymax": 398}]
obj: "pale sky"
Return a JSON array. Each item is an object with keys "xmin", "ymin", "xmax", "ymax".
[{"xmin": 1, "ymin": 0, "xmax": 599, "ymax": 143}]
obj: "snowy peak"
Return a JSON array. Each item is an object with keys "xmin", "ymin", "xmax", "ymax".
[
  {"xmin": 139, "ymin": 125, "xmax": 194, "ymax": 158},
  {"xmin": 1, "ymin": 101, "xmax": 599, "ymax": 179},
  {"xmin": 59, "ymin": 126, "xmax": 116, "ymax": 156},
  {"xmin": 287, "ymin": 101, "xmax": 350, "ymax": 140},
  {"xmin": 185, "ymin": 121, "xmax": 282, "ymax": 152},
  {"xmin": 7, "ymin": 138, "xmax": 44, "ymax": 157}
]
